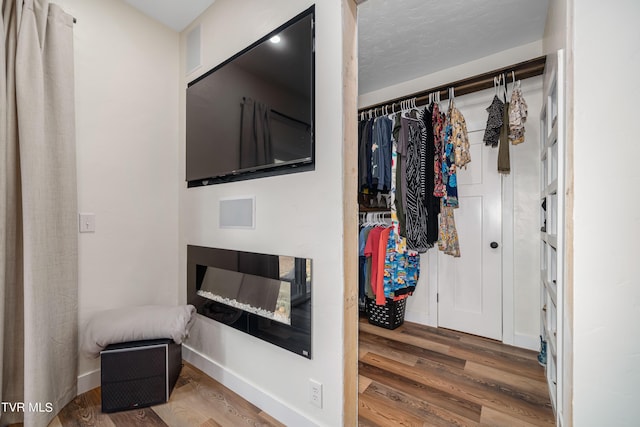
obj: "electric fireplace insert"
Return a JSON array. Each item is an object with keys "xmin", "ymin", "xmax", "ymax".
[{"xmin": 187, "ymin": 245, "xmax": 312, "ymax": 358}]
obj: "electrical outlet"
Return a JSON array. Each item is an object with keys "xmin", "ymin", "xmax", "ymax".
[{"xmin": 309, "ymin": 379, "xmax": 322, "ymax": 408}]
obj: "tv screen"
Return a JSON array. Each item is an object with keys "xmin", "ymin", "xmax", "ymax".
[{"xmin": 186, "ymin": 7, "xmax": 315, "ymax": 187}]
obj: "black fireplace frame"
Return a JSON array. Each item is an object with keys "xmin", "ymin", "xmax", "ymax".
[{"xmin": 187, "ymin": 245, "xmax": 312, "ymax": 358}]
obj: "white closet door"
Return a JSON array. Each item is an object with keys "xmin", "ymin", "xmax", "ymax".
[{"xmin": 437, "ymin": 127, "xmax": 502, "ymax": 340}]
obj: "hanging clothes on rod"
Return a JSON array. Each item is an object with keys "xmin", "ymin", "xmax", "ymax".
[
  {"xmin": 436, "ymin": 89, "xmax": 465, "ymax": 257},
  {"xmin": 358, "ymin": 211, "xmax": 420, "ymax": 308},
  {"xmin": 359, "ymin": 93, "xmax": 468, "ymax": 258},
  {"xmin": 486, "ymin": 71, "xmax": 530, "ymax": 174},
  {"xmin": 358, "ymin": 57, "xmax": 542, "ymax": 264}
]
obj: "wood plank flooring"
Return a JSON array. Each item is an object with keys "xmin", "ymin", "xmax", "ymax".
[
  {"xmin": 44, "ymin": 319, "xmax": 552, "ymax": 426},
  {"xmin": 358, "ymin": 317, "xmax": 555, "ymax": 426},
  {"xmin": 48, "ymin": 362, "xmax": 284, "ymax": 427}
]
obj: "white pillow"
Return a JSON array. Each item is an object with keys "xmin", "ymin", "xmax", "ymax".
[{"xmin": 82, "ymin": 305, "xmax": 196, "ymax": 358}]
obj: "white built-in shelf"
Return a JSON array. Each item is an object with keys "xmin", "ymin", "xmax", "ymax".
[
  {"xmin": 540, "ymin": 232, "xmax": 557, "ymax": 249},
  {"xmin": 542, "ymin": 277, "xmax": 557, "ymax": 305},
  {"xmin": 539, "ymin": 50, "xmax": 565, "ymax": 425},
  {"xmin": 547, "ymin": 328, "xmax": 557, "ymax": 357}
]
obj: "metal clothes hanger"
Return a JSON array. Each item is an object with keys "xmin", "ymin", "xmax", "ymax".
[{"xmin": 448, "ymin": 87, "xmax": 455, "ymax": 110}]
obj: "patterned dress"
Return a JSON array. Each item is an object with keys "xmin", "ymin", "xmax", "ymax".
[
  {"xmin": 404, "ymin": 117, "xmax": 431, "ymax": 253},
  {"xmin": 441, "ymin": 119, "xmax": 458, "ymax": 208},
  {"xmin": 432, "ymin": 103, "xmax": 446, "ymax": 198},
  {"xmin": 483, "ymin": 95, "xmax": 504, "ymax": 147},
  {"xmin": 449, "ymin": 100, "xmax": 471, "ymax": 169},
  {"xmin": 438, "ymin": 105, "xmax": 462, "ymax": 257},
  {"xmin": 508, "ymin": 82, "xmax": 528, "ymax": 145},
  {"xmin": 438, "ymin": 202, "xmax": 461, "ymax": 257}
]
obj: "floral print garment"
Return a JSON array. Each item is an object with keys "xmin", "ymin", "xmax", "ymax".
[
  {"xmin": 382, "ymin": 227, "xmax": 421, "ymax": 300},
  {"xmin": 449, "ymin": 100, "xmax": 471, "ymax": 168},
  {"xmin": 441, "ymin": 119, "xmax": 458, "ymax": 208},
  {"xmin": 508, "ymin": 82, "xmax": 528, "ymax": 145},
  {"xmin": 432, "ymin": 103, "xmax": 446, "ymax": 198},
  {"xmin": 438, "ymin": 203, "xmax": 461, "ymax": 257}
]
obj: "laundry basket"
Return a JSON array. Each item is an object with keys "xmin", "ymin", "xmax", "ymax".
[{"xmin": 365, "ymin": 297, "xmax": 406, "ymax": 330}]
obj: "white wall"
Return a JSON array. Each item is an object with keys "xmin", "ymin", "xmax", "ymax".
[
  {"xmin": 542, "ymin": 0, "xmax": 568, "ymax": 55},
  {"xmin": 510, "ymin": 79, "xmax": 543, "ymax": 347},
  {"xmin": 359, "ymin": 43, "xmax": 544, "ymax": 350},
  {"xmin": 178, "ymin": 1, "xmax": 349, "ymax": 426},
  {"xmin": 571, "ymin": 0, "xmax": 640, "ymax": 425},
  {"xmin": 55, "ymin": 0, "xmax": 180, "ymax": 380}
]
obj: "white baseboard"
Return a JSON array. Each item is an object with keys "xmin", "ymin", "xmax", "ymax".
[
  {"xmin": 77, "ymin": 368, "xmax": 101, "ymax": 395},
  {"xmin": 182, "ymin": 345, "xmax": 317, "ymax": 427},
  {"xmin": 513, "ymin": 333, "xmax": 540, "ymax": 352},
  {"xmin": 403, "ymin": 309, "xmax": 434, "ymax": 327}
]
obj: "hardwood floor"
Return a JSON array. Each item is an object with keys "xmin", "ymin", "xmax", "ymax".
[
  {"xmin": 358, "ymin": 317, "xmax": 555, "ymax": 426},
  {"xmin": 48, "ymin": 362, "xmax": 284, "ymax": 427},
  {"xmin": 46, "ymin": 319, "xmax": 552, "ymax": 426}
]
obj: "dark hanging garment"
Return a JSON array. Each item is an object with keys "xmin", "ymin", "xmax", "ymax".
[
  {"xmin": 374, "ymin": 116, "xmax": 393, "ymax": 191},
  {"xmin": 497, "ymin": 101, "xmax": 511, "ymax": 174},
  {"xmin": 358, "ymin": 120, "xmax": 368, "ymax": 191},
  {"xmin": 483, "ymin": 95, "xmax": 504, "ymax": 147},
  {"xmin": 371, "ymin": 117, "xmax": 382, "ymax": 190},
  {"xmin": 421, "ymin": 107, "xmax": 440, "ymax": 246},
  {"xmin": 364, "ymin": 119, "xmax": 374, "ymax": 190}
]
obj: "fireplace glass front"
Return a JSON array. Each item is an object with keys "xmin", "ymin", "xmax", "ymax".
[{"xmin": 187, "ymin": 245, "xmax": 312, "ymax": 358}]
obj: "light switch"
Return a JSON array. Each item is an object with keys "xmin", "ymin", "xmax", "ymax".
[{"xmin": 79, "ymin": 213, "xmax": 95, "ymax": 233}]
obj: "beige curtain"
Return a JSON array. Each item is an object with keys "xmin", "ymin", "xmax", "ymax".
[{"xmin": 1, "ymin": 0, "xmax": 78, "ymax": 425}]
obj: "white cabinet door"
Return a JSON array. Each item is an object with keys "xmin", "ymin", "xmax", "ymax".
[{"xmin": 437, "ymin": 128, "xmax": 502, "ymax": 340}]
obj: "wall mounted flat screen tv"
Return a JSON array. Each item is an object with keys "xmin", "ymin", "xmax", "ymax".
[{"xmin": 186, "ymin": 7, "xmax": 315, "ymax": 187}]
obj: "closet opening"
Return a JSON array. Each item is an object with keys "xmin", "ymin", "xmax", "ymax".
[
  {"xmin": 356, "ymin": 56, "xmax": 545, "ymax": 340},
  {"xmin": 354, "ymin": 1, "xmax": 557, "ymax": 424}
]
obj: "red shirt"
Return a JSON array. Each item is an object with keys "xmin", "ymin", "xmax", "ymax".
[
  {"xmin": 376, "ymin": 227, "xmax": 392, "ymax": 305},
  {"xmin": 364, "ymin": 227, "xmax": 384, "ymax": 296}
]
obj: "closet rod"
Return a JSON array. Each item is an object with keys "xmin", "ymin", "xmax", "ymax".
[{"xmin": 358, "ymin": 55, "xmax": 546, "ymax": 113}]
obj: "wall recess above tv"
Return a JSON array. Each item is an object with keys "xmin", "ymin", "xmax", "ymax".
[{"xmin": 186, "ymin": 6, "xmax": 315, "ymax": 187}]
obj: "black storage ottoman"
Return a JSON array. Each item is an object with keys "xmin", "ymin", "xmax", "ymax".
[{"xmin": 100, "ymin": 338, "xmax": 182, "ymax": 413}]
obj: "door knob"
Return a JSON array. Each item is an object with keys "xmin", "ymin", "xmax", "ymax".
[{"xmin": 490, "ymin": 241, "xmax": 499, "ymax": 249}]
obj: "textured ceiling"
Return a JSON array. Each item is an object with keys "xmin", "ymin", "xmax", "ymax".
[
  {"xmin": 123, "ymin": 0, "xmax": 215, "ymax": 31},
  {"xmin": 358, "ymin": 0, "xmax": 549, "ymax": 94},
  {"xmin": 123, "ymin": 0, "xmax": 548, "ymax": 94}
]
